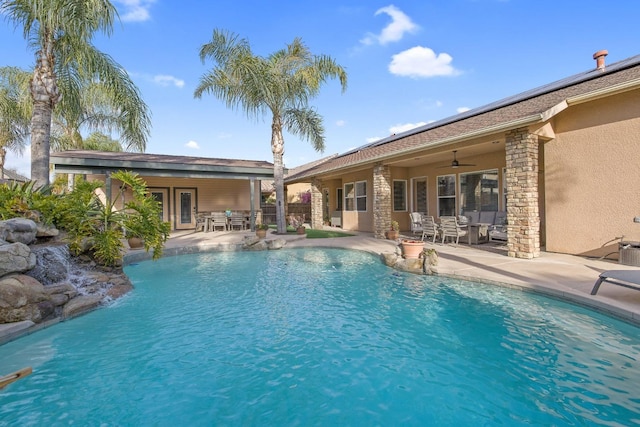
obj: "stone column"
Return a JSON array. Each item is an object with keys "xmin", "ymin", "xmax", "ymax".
[
  {"xmin": 505, "ymin": 127, "xmax": 541, "ymax": 259},
  {"xmin": 373, "ymin": 163, "xmax": 392, "ymax": 239},
  {"xmin": 310, "ymin": 178, "xmax": 323, "ymax": 229}
]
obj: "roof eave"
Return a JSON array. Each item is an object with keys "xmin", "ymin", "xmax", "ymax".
[{"xmin": 286, "ymin": 114, "xmax": 544, "ymax": 183}]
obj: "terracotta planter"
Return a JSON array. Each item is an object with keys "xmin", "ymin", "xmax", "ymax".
[
  {"xmin": 256, "ymin": 229, "xmax": 267, "ymax": 239},
  {"xmin": 386, "ymin": 230, "xmax": 399, "ymax": 240},
  {"xmin": 127, "ymin": 237, "xmax": 144, "ymax": 249},
  {"xmin": 402, "ymin": 240, "xmax": 425, "ymax": 259}
]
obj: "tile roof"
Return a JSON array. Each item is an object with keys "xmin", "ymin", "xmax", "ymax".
[{"xmin": 286, "ymin": 54, "xmax": 640, "ymax": 182}]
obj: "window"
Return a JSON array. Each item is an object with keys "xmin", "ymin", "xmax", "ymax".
[
  {"xmin": 355, "ymin": 181, "xmax": 367, "ymax": 211},
  {"xmin": 336, "ymin": 188, "xmax": 343, "ymax": 211},
  {"xmin": 459, "ymin": 170, "xmax": 499, "ymax": 213},
  {"xmin": 437, "ymin": 175, "xmax": 456, "ymax": 217},
  {"xmin": 344, "ymin": 183, "xmax": 354, "ymax": 211},
  {"xmin": 413, "ymin": 178, "xmax": 427, "ymax": 214},
  {"xmin": 393, "ymin": 180, "xmax": 407, "ymax": 211},
  {"xmin": 344, "ymin": 181, "xmax": 367, "ymax": 211}
]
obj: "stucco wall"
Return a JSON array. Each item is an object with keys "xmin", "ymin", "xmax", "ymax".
[{"xmin": 544, "ymin": 89, "xmax": 640, "ymax": 256}]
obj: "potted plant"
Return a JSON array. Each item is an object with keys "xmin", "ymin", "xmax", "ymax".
[
  {"xmin": 288, "ymin": 214, "xmax": 306, "ymax": 235},
  {"xmin": 255, "ymin": 223, "xmax": 269, "ymax": 239},
  {"xmin": 401, "ymin": 239, "xmax": 425, "ymax": 259},
  {"xmin": 123, "ymin": 215, "xmax": 145, "ymax": 249},
  {"xmin": 386, "ymin": 220, "xmax": 400, "ymax": 240}
]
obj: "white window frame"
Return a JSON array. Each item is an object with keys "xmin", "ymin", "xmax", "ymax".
[
  {"xmin": 344, "ymin": 181, "xmax": 367, "ymax": 212},
  {"xmin": 344, "ymin": 182, "xmax": 354, "ymax": 211},
  {"xmin": 437, "ymin": 174, "xmax": 457, "ymax": 217},
  {"xmin": 355, "ymin": 180, "xmax": 367, "ymax": 212}
]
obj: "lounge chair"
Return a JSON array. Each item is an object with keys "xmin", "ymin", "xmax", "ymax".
[{"xmin": 591, "ymin": 270, "xmax": 640, "ymax": 295}]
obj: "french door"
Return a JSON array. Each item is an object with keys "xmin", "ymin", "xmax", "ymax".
[{"xmin": 174, "ymin": 188, "xmax": 197, "ymax": 230}]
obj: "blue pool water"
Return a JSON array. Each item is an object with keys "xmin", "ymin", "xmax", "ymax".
[{"xmin": 1, "ymin": 248, "xmax": 639, "ymax": 426}]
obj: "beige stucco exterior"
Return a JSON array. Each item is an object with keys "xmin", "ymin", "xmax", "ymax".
[{"xmin": 543, "ymin": 89, "xmax": 640, "ymax": 257}]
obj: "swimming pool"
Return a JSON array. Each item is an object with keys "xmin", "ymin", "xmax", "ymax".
[{"xmin": 1, "ymin": 248, "xmax": 639, "ymax": 425}]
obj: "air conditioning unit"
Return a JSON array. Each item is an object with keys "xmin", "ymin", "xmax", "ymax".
[{"xmin": 619, "ymin": 241, "xmax": 640, "ymax": 266}]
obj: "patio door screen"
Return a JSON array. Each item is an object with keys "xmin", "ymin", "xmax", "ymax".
[{"xmin": 459, "ymin": 170, "xmax": 499, "ymax": 213}]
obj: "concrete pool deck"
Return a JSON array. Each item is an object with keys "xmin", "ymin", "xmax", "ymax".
[{"xmin": 1, "ymin": 228, "xmax": 639, "ymax": 343}]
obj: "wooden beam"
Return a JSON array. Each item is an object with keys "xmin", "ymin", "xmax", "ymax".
[{"xmin": 0, "ymin": 367, "xmax": 32, "ymax": 390}]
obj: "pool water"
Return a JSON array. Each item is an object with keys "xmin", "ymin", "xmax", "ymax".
[{"xmin": 1, "ymin": 248, "xmax": 639, "ymax": 426}]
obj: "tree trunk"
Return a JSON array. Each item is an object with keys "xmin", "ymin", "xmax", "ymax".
[
  {"xmin": 0, "ymin": 147, "xmax": 5, "ymax": 179},
  {"xmin": 271, "ymin": 116, "xmax": 286, "ymax": 234},
  {"xmin": 30, "ymin": 100, "xmax": 54, "ymax": 187},
  {"xmin": 29, "ymin": 38, "xmax": 61, "ymax": 188}
]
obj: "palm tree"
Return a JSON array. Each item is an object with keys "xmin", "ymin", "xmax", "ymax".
[
  {"xmin": 0, "ymin": 66, "xmax": 31, "ymax": 178},
  {"xmin": 1, "ymin": 0, "xmax": 150, "ymax": 187},
  {"xmin": 194, "ymin": 29, "xmax": 347, "ymax": 234}
]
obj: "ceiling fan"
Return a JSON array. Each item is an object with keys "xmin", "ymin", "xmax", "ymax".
[{"xmin": 438, "ymin": 150, "xmax": 476, "ymax": 168}]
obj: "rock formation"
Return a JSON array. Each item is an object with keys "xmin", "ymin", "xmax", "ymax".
[{"xmin": 0, "ymin": 219, "xmax": 132, "ymax": 326}]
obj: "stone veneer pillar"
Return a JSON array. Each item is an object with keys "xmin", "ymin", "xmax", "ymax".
[
  {"xmin": 310, "ymin": 178, "xmax": 323, "ymax": 229},
  {"xmin": 505, "ymin": 127, "xmax": 541, "ymax": 259},
  {"xmin": 373, "ymin": 163, "xmax": 392, "ymax": 239}
]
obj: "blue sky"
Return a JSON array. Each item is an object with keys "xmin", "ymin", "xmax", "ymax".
[{"xmin": 2, "ymin": 0, "xmax": 639, "ymax": 177}]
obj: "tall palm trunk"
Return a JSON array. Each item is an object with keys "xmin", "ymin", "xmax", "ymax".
[
  {"xmin": 30, "ymin": 38, "xmax": 61, "ymax": 187},
  {"xmin": 0, "ymin": 147, "xmax": 5, "ymax": 178},
  {"xmin": 272, "ymin": 117, "xmax": 287, "ymax": 234}
]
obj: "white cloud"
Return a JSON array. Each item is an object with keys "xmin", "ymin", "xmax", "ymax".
[
  {"xmin": 457, "ymin": 107, "xmax": 471, "ymax": 113},
  {"xmin": 114, "ymin": 0, "xmax": 156, "ymax": 22},
  {"xmin": 436, "ymin": 100, "xmax": 443, "ymax": 107},
  {"xmin": 336, "ymin": 120, "xmax": 346, "ymax": 127},
  {"xmin": 185, "ymin": 140, "xmax": 200, "ymax": 149},
  {"xmin": 390, "ymin": 122, "xmax": 428, "ymax": 134},
  {"xmin": 366, "ymin": 136, "xmax": 382, "ymax": 143},
  {"xmin": 361, "ymin": 5, "xmax": 419, "ymax": 46},
  {"xmin": 153, "ymin": 74, "xmax": 185, "ymax": 88},
  {"xmin": 389, "ymin": 46, "xmax": 460, "ymax": 78}
]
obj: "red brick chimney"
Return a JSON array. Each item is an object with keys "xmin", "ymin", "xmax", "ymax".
[{"xmin": 593, "ymin": 50, "xmax": 608, "ymax": 71}]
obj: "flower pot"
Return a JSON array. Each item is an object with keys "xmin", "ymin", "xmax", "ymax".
[
  {"xmin": 386, "ymin": 230, "xmax": 399, "ymax": 240},
  {"xmin": 296, "ymin": 226, "xmax": 306, "ymax": 235},
  {"xmin": 402, "ymin": 240, "xmax": 425, "ymax": 259},
  {"xmin": 127, "ymin": 237, "xmax": 144, "ymax": 249},
  {"xmin": 256, "ymin": 229, "xmax": 267, "ymax": 239}
]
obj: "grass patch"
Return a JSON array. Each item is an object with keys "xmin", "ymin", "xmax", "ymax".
[
  {"xmin": 305, "ymin": 228, "xmax": 354, "ymax": 239},
  {"xmin": 267, "ymin": 225, "xmax": 353, "ymax": 238}
]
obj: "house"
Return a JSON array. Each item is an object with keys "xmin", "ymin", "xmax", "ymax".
[
  {"xmin": 284, "ymin": 50, "xmax": 640, "ymax": 260},
  {"xmin": 260, "ymin": 154, "xmax": 338, "ymax": 224},
  {"xmin": 50, "ymin": 150, "xmax": 274, "ymax": 231}
]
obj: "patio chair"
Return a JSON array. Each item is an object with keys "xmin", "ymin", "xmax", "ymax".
[
  {"xmin": 591, "ymin": 270, "xmax": 640, "ymax": 295},
  {"xmin": 229, "ymin": 213, "xmax": 245, "ymax": 231},
  {"xmin": 409, "ymin": 212, "xmax": 423, "ymax": 236},
  {"xmin": 195, "ymin": 213, "xmax": 206, "ymax": 232},
  {"xmin": 420, "ymin": 215, "xmax": 439, "ymax": 243},
  {"xmin": 209, "ymin": 212, "xmax": 228, "ymax": 232},
  {"xmin": 440, "ymin": 216, "xmax": 468, "ymax": 244},
  {"xmin": 489, "ymin": 211, "xmax": 508, "ymax": 242}
]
